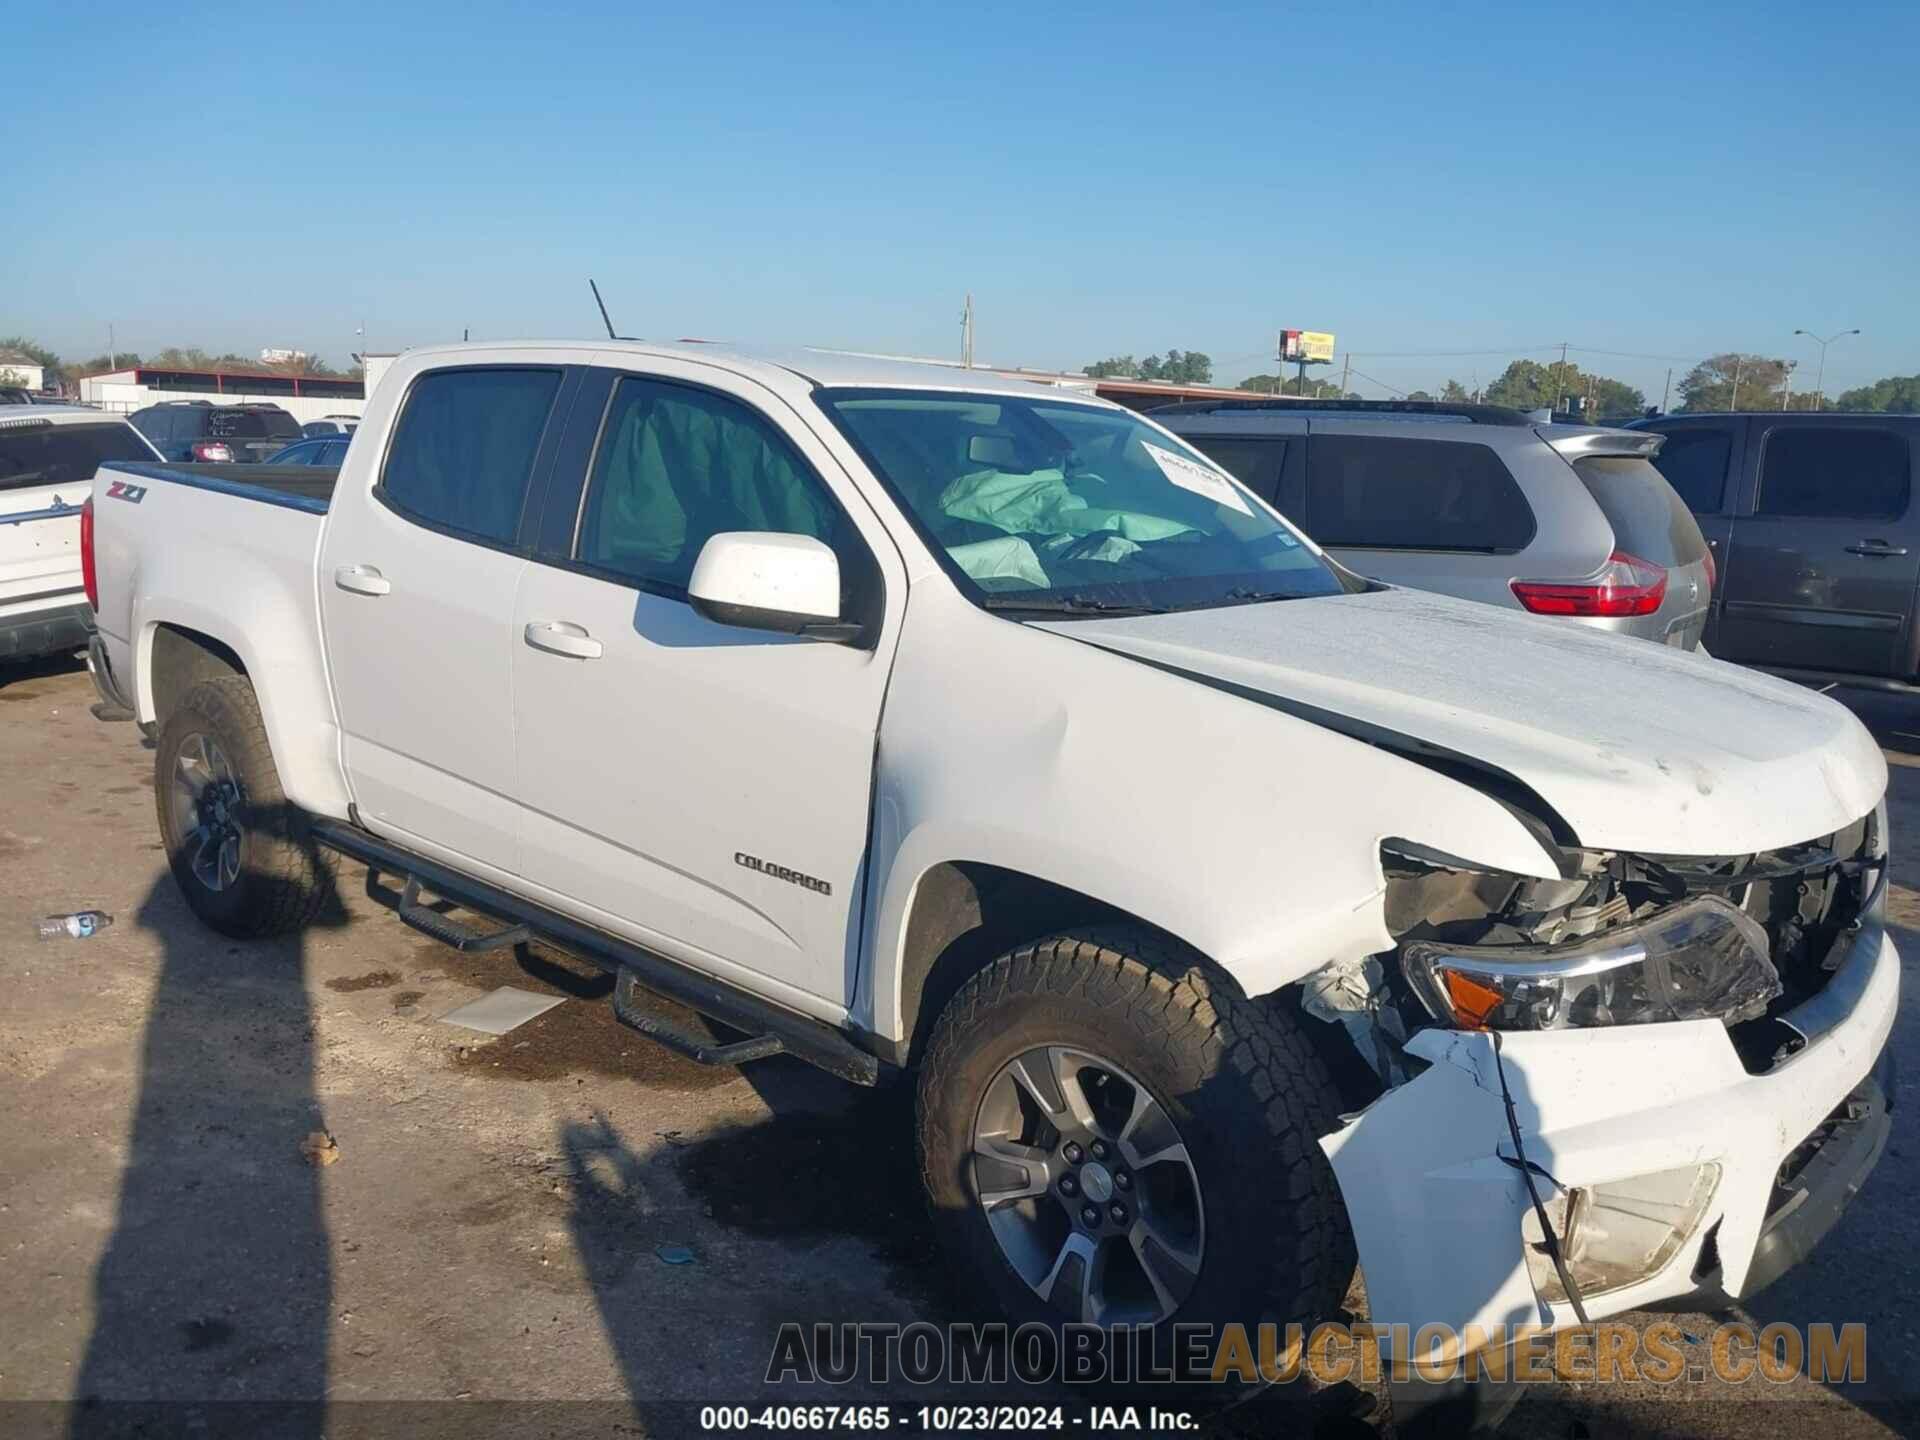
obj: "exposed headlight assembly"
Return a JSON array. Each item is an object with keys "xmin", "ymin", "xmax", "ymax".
[{"xmin": 1404, "ymin": 894, "xmax": 1780, "ymax": 1032}]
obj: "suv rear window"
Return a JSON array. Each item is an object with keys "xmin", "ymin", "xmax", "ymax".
[
  {"xmin": 0, "ymin": 422, "xmax": 154, "ymax": 490},
  {"xmin": 1759, "ymin": 427, "xmax": 1911, "ymax": 520},
  {"xmin": 208, "ymin": 408, "xmax": 299, "ymax": 440},
  {"xmin": 1305, "ymin": 434, "xmax": 1534, "ymax": 552},
  {"xmin": 1571, "ymin": 456, "xmax": 1707, "ymax": 567},
  {"xmin": 1184, "ymin": 436, "xmax": 1286, "ymax": 502}
]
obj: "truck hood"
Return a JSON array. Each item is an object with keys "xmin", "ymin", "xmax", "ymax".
[{"xmin": 1039, "ymin": 587, "xmax": 1885, "ymax": 857}]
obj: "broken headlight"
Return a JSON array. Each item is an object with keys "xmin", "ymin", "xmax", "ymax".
[{"xmin": 1403, "ymin": 895, "xmax": 1781, "ymax": 1032}]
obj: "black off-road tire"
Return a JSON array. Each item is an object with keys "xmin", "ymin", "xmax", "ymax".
[
  {"xmin": 916, "ymin": 926, "xmax": 1353, "ymax": 1397},
  {"xmin": 155, "ymin": 675, "xmax": 333, "ymax": 938}
]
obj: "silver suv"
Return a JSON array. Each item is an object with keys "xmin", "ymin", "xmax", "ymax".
[{"xmin": 1155, "ymin": 399, "xmax": 1713, "ymax": 648}]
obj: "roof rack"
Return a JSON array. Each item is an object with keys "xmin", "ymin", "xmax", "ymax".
[{"xmin": 1146, "ymin": 397, "xmax": 1534, "ymax": 427}]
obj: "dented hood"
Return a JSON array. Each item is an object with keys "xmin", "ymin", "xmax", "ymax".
[{"xmin": 1040, "ymin": 587, "xmax": 1885, "ymax": 856}]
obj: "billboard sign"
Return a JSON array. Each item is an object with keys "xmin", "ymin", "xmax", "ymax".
[{"xmin": 1280, "ymin": 330, "xmax": 1337, "ymax": 364}]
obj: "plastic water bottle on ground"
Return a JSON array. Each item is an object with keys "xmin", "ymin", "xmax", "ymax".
[{"xmin": 35, "ymin": 911, "xmax": 114, "ymax": 940}]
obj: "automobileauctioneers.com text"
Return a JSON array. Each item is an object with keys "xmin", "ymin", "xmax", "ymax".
[{"xmin": 763, "ymin": 1318, "xmax": 1868, "ymax": 1390}]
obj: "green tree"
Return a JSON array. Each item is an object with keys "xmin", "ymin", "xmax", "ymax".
[
  {"xmin": 1082, "ymin": 355, "xmax": 1139, "ymax": 379},
  {"xmin": 1439, "ymin": 379, "xmax": 1473, "ymax": 404},
  {"xmin": 1676, "ymin": 353, "xmax": 1793, "ymax": 412},
  {"xmin": 1483, "ymin": 358, "xmax": 1644, "ymax": 417},
  {"xmin": 1405, "ymin": 389, "xmax": 1436, "ymax": 402},
  {"xmin": 69, "ymin": 352, "xmax": 141, "ymax": 376},
  {"xmin": 1139, "ymin": 350, "xmax": 1213, "ymax": 384},
  {"xmin": 1830, "ymin": 375, "xmax": 1920, "ymax": 413}
]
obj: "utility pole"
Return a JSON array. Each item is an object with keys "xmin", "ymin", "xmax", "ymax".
[
  {"xmin": 108, "ymin": 323, "xmax": 116, "ymax": 372},
  {"xmin": 1661, "ymin": 368, "xmax": 1672, "ymax": 414},
  {"xmin": 1339, "ymin": 353, "xmax": 1351, "ymax": 400},
  {"xmin": 1793, "ymin": 328, "xmax": 1860, "ymax": 411},
  {"xmin": 1782, "ymin": 360, "xmax": 1796, "ymax": 411},
  {"xmin": 1728, "ymin": 356, "xmax": 1744, "ymax": 411},
  {"xmin": 1555, "ymin": 342, "xmax": 1569, "ymax": 411},
  {"xmin": 1272, "ymin": 333, "xmax": 1282, "ymax": 396},
  {"xmin": 960, "ymin": 294, "xmax": 974, "ymax": 369}
]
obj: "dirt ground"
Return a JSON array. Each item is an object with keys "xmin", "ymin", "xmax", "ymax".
[{"xmin": 1, "ymin": 653, "xmax": 1915, "ymax": 1439}]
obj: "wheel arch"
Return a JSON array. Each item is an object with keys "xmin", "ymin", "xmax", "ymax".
[{"xmin": 886, "ymin": 860, "xmax": 1226, "ymax": 1066}]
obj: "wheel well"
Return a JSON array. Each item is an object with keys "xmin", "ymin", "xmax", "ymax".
[
  {"xmin": 149, "ymin": 624, "xmax": 247, "ymax": 727},
  {"xmin": 897, "ymin": 861, "xmax": 1181, "ymax": 1062}
]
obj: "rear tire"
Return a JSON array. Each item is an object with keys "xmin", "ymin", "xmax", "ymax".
[
  {"xmin": 155, "ymin": 675, "xmax": 332, "ymax": 937},
  {"xmin": 915, "ymin": 927, "xmax": 1352, "ymax": 1393}
]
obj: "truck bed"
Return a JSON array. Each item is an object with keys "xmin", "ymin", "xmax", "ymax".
[{"xmin": 109, "ymin": 461, "xmax": 339, "ymax": 510}]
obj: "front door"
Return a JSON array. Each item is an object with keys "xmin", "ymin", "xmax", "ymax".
[
  {"xmin": 319, "ymin": 360, "xmax": 576, "ymax": 878},
  {"xmin": 1717, "ymin": 421, "xmax": 1919, "ymax": 677},
  {"xmin": 509, "ymin": 362, "xmax": 902, "ymax": 1008}
]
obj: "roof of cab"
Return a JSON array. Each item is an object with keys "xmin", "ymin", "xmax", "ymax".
[
  {"xmin": 398, "ymin": 338, "xmax": 1115, "ymax": 404},
  {"xmin": 0, "ymin": 403, "xmax": 137, "ymax": 426}
]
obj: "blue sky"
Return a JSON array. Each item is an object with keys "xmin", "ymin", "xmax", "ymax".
[{"xmin": 4, "ymin": 1, "xmax": 1914, "ymax": 402}]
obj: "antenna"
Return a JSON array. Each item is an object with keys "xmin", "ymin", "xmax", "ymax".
[{"xmin": 589, "ymin": 279, "xmax": 617, "ymax": 340}]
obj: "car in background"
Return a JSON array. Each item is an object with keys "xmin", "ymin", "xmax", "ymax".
[
  {"xmin": 301, "ymin": 413, "xmax": 361, "ymax": 438},
  {"xmin": 1156, "ymin": 398, "xmax": 1713, "ymax": 648},
  {"xmin": 0, "ymin": 406, "xmax": 160, "ymax": 663},
  {"xmin": 1633, "ymin": 411, "xmax": 1920, "ymax": 689},
  {"xmin": 266, "ymin": 436, "xmax": 351, "ymax": 467},
  {"xmin": 129, "ymin": 401, "xmax": 302, "ymax": 463}
]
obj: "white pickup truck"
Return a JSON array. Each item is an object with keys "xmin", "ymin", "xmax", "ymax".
[{"xmin": 85, "ymin": 341, "xmax": 1896, "ymax": 1416}]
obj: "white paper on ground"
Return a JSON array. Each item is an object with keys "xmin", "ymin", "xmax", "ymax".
[{"xmin": 437, "ymin": 986, "xmax": 567, "ymax": 1035}]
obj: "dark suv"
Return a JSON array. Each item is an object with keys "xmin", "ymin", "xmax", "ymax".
[
  {"xmin": 129, "ymin": 401, "xmax": 302, "ymax": 463},
  {"xmin": 1633, "ymin": 412, "xmax": 1920, "ymax": 688}
]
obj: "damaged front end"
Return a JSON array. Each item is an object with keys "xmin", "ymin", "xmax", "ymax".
[
  {"xmin": 1303, "ymin": 804, "xmax": 1896, "ymax": 1379},
  {"xmin": 1309, "ymin": 806, "xmax": 1884, "ymax": 1092}
]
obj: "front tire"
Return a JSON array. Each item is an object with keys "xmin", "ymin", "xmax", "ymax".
[
  {"xmin": 155, "ymin": 675, "xmax": 332, "ymax": 937},
  {"xmin": 915, "ymin": 927, "xmax": 1351, "ymax": 1385}
]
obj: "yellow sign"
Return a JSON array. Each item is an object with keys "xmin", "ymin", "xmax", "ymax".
[{"xmin": 1300, "ymin": 331, "xmax": 1337, "ymax": 363}]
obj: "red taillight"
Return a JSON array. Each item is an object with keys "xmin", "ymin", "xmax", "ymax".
[
  {"xmin": 191, "ymin": 441, "xmax": 234, "ymax": 462},
  {"xmin": 80, "ymin": 495, "xmax": 98, "ymax": 612},
  {"xmin": 1511, "ymin": 549, "xmax": 1668, "ymax": 618},
  {"xmin": 1701, "ymin": 545, "xmax": 1717, "ymax": 595}
]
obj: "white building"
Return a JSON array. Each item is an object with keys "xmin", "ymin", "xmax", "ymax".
[
  {"xmin": 0, "ymin": 356, "xmax": 47, "ymax": 391},
  {"xmin": 77, "ymin": 363, "xmax": 366, "ymax": 425}
]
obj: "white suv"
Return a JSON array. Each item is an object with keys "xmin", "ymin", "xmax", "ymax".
[{"xmin": 0, "ymin": 406, "xmax": 158, "ymax": 665}]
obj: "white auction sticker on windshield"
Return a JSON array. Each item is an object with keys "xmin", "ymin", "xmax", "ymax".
[{"xmin": 1144, "ymin": 442, "xmax": 1253, "ymax": 517}]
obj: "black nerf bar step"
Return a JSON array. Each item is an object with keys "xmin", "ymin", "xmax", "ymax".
[
  {"xmin": 309, "ymin": 816, "xmax": 882, "ymax": 1086},
  {"xmin": 396, "ymin": 874, "xmax": 533, "ymax": 952},
  {"xmin": 613, "ymin": 970, "xmax": 786, "ymax": 1066}
]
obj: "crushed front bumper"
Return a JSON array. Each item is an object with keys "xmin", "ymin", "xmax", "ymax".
[{"xmin": 1323, "ymin": 903, "xmax": 1899, "ymax": 1351}]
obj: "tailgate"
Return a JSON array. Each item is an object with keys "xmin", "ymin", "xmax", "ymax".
[{"xmin": 0, "ymin": 481, "xmax": 87, "ymax": 614}]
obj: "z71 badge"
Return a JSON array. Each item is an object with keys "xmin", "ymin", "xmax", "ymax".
[{"xmin": 104, "ymin": 480, "xmax": 148, "ymax": 503}]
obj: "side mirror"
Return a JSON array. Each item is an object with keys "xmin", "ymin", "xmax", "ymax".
[{"xmin": 688, "ymin": 532, "xmax": 860, "ymax": 642}]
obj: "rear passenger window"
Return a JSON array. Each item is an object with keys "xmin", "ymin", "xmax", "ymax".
[
  {"xmin": 1647, "ymin": 428, "xmax": 1732, "ymax": 513},
  {"xmin": 1184, "ymin": 437, "xmax": 1286, "ymax": 502},
  {"xmin": 380, "ymin": 368, "xmax": 562, "ymax": 545},
  {"xmin": 1305, "ymin": 435, "xmax": 1533, "ymax": 551},
  {"xmin": 1759, "ymin": 427, "xmax": 1910, "ymax": 520},
  {"xmin": 576, "ymin": 376, "xmax": 851, "ymax": 596}
]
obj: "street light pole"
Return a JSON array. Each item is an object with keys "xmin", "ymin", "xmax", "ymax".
[{"xmin": 1793, "ymin": 328, "xmax": 1860, "ymax": 411}]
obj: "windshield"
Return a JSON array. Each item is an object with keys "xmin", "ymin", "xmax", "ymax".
[{"xmin": 816, "ymin": 388, "xmax": 1348, "ymax": 614}]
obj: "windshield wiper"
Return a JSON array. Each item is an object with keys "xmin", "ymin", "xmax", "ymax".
[
  {"xmin": 1219, "ymin": 586, "xmax": 1301, "ymax": 606},
  {"xmin": 980, "ymin": 594, "xmax": 1170, "ymax": 618}
]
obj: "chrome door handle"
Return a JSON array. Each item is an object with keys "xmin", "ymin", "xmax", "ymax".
[
  {"xmin": 333, "ymin": 564, "xmax": 391, "ymax": 596},
  {"xmin": 523, "ymin": 620, "xmax": 604, "ymax": 660},
  {"xmin": 1846, "ymin": 541, "xmax": 1909, "ymax": 557}
]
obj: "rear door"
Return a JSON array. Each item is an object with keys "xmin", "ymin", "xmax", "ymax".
[
  {"xmin": 0, "ymin": 418, "xmax": 157, "ymax": 623},
  {"xmin": 318, "ymin": 360, "xmax": 579, "ymax": 878},
  {"xmin": 1639, "ymin": 418, "xmax": 1743, "ymax": 648},
  {"xmin": 1716, "ymin": 420, "xmax": 1919, "ymax": 677}
]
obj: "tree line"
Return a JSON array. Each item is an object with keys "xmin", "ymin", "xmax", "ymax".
[
  {"xmin": 0, "ymin": 335, "xmax": 356, "ymax": 389},
  {"xmin": 1081, "ymin": 345, "xmax": 1919, "ymax": 418}
]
